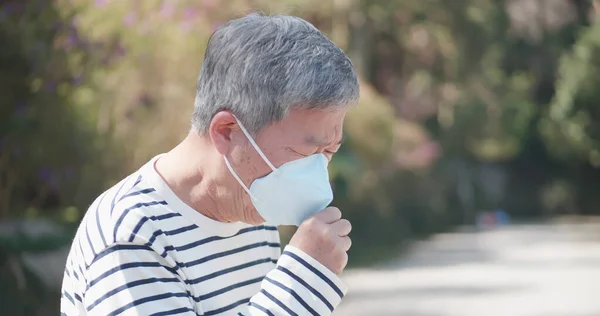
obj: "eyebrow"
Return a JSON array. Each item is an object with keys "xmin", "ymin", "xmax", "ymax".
[{"xmin": 306, "ymin": 135, "xmax": 344, "ymax": 146}]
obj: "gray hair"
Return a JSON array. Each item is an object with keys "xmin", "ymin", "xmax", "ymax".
[{"xmin": 191, "ymin": 13, "xmax": 360, "ymax": 134}]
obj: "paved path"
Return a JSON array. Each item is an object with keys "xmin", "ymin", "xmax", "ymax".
[{"xmin": 335, "ymin": 222, "xmax": 600, "ymax": 316}]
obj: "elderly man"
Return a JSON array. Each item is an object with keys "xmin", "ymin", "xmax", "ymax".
[{"xmin": 61, "ymin": 13, "xmax": 359, "ymax": 316}]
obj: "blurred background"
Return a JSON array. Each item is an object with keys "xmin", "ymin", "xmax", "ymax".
[{"xmin": 1, "ymin": 0, "xmax": 600, "ymax": 315}]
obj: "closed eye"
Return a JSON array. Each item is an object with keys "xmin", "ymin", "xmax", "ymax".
[{"xmin": 286, "ymin": 147, "xmax": 310, "ymax": 157}]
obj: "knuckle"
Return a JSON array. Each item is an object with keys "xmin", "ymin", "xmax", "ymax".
[
  {"xmin": 341, "ymin": 219, "xmax": 352, "ymax": 231},
  {"xmin": 316, "ymin": 221, "xmax": 329, "ymax": 234},
  {"xmin": 326, "ymin": 206, "xmax": 342, "ymax": 218},
  {"xmin": 346, "ymin": 237, "xmax": 352, "ymax": 249},
  {"xmin": 323, "ymin": 223, "xmax": 335, "ymax": 235},
  {"xmin": 303, "ymin": 222, "xmax": 328, "ymax": 241},
  {"xmin": 337, "ymin": 236, "xmax": 349, "ymax": 248},
  {"xmin": 304, "ymin": 216, "xmax": 318, "ymax": 226},
  {"xmin": 300, "ymin": 217, "xmax": 319, "ymax": 230}
]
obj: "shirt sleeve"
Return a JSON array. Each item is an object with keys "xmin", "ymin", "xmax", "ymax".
[
  {"xmin": 84, "ymin": 243, "xmax": 346, "ymax": 316},
  {"xmin": 83, "ymin": 242, "xmax": 197, "ymax": 316},
  {"xmin": 245, "ymin": 245, "xmax": 348, "ymax": 316}
]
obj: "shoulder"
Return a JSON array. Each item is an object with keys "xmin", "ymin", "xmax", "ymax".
[
  {"xmin": 108, "ymin": 176, "xmax": 186, "ymax": 247},
  {"xmin": 82, "ymin": 171, "xmax": 185, "ymax": 256}
]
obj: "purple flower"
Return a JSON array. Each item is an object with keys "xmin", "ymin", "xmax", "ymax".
[
  {"xmin": 115, "ymin": 44, "xmax": 126, "ymax": 57},
  {"xmin": 95, "ymin": 0, "xmax": 107, "ymax": 7},
  {"xmin": 44, "ymin": 81, "xmax": 57, "ymax": 92},
  {"xmin": 123, "ymin": 12, "xmax": 136, "ymax": 26},
  {"xmin": 65, "ymin": 33, "xmax": 79, "ymax": 49},
  {"xmin": 38, "ymin": 168, "xmax": 59, "ymax": 189},
  {"xmin": 3, "ymin": 3, "xmax": 19, "ymax": 14},
  {"xmin": 72, "ymin": 75, "xmax": 83, "ymax": 86},
  {"xmin": 183, "ymin": 8, "xmax": 198, "ymax": 19},
  {"xmin": 160, "ymin": 1, "xmax": 174, "ymax": 18},
  {"xmin": 38, "ymin": 169, "xmax": 52, "ymax": 182},
  {"xmin": 51, "ymin": 21, "xmax": 63, "ymax": 32}
]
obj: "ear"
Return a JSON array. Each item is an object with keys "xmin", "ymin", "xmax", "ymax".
[{"xmin": 208, "ymin": 111, "xmax": 238, "ymax": 155}]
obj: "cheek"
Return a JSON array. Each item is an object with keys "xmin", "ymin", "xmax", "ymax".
[
  {"xmin": 241, "ymin": 147, "xmax": 273, "ymax": 181},
  {"xmin": 228, "ymin": 145, "xmax": 262, "ymax": 187},
  {"xmin": 264, "ymin": 147, "xmax": 303, "ymax": 169}
]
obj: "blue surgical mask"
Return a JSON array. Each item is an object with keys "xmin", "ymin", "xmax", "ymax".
[{"xmin": 223, "ymin": 117, "xmax": 333, "ymax": 226}]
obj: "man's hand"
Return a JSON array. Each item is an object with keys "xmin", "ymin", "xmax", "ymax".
[{"xmin": 288, "ymin": 207, "xmax": 352, "ymax": 274}]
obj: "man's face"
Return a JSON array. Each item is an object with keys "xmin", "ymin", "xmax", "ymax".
[
  {"xmin": 251, "ymin": 108, "xmax": 345, "ymax": 169},
  {"xmin": 222, "ymin": 108, "xmax": 346, "ymax": 223}
]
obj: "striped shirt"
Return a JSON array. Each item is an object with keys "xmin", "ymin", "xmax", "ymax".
[{"xmin": 60, "ymin": 155, "xmax": 347, "ymax": 315}]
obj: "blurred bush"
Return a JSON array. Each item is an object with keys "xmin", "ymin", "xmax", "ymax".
[{"xmin": 0, "ymin": 0, "xmax": 129, "ymax": 223}]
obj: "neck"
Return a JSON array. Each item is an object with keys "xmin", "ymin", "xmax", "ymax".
[{"xmin": 154, "ymin": 132, "xmax": 238, "ymax": 223}]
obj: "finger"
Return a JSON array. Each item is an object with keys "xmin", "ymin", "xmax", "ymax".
[
  {"xmin": 330, "ymin": 219, "xmax": 352, "ymax": 237},
  {"xmin": 339, "ymin": 236, "xmax": 352, "ymax": 252},
  {"xmin": 313, "ymin": 207, "xmax": 342, "ymax": 224}
]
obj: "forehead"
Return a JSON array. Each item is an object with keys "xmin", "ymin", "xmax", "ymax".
[{"xmin": 268, "ymin": 108, "xmax": 346, "ymax": 144}]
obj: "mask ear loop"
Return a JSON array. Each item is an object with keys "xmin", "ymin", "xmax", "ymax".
[{"xmin": 233, "ymin": 115, "xmax": 277, "ymax": 172}]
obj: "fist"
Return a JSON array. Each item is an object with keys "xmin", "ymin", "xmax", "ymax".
[{"xmin": 288, "ymin": 207, "xmax": 352, "ymax": 274}]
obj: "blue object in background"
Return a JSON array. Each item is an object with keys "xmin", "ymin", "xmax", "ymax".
[{"xmin": 495, "ymin": 209, "xmax": 510, "ymax": 225}]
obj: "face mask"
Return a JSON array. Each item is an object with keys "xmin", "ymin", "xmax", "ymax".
[{"xmin": 223, "ymin": 117, "xmax": 333, "ymax": 226}]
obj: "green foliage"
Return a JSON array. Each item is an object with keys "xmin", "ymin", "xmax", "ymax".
[
  {"xmin": 543, "ymin": 17, "xmax": 600, "ymax": 166},
  {"xmin": 2, "ymin": 0, "xmax": 600, "ymax": 289},
  {"xmin": 0, "ymin": 0, "xmax": 119, "ymax": 220},
  {"xmin": 8, "ymin": 2, "xmax": 600, "ymax": 315}
]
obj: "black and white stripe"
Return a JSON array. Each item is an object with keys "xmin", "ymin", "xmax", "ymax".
[{"xmin": 60, "ymin": 156, "xmax": 346, "ymax": 315}]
